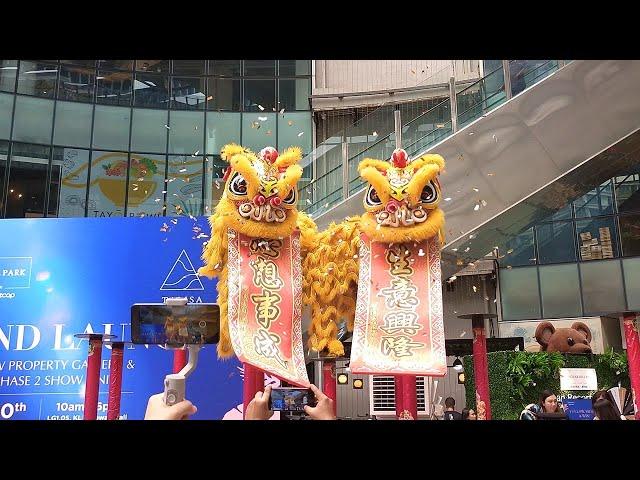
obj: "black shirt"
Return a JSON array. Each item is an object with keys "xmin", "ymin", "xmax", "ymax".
[{"xmin": 443, "ymin": 410, "xmax": 463, "ymax": 420}]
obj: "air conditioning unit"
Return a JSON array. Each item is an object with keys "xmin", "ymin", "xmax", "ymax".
[{"xmin": 369, "ymin": 376, "xmax": 430, "ymax": 418}]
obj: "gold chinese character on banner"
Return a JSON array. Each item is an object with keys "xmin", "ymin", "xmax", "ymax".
[{"xmin": 381, "ymin": 336, "xmax": 424, "ymax": 357}]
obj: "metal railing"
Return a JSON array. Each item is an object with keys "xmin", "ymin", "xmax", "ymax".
[{"xmin": 301, "ymin": 60, "xmax": 568, "ymax": 217}]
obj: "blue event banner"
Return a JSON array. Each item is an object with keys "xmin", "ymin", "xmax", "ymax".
[{"xmin": 0, "ymin": 216, "xmax": 246, "ymax": 420}]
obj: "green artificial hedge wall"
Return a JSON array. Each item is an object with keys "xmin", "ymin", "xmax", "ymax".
[{"xmin": 463, "ymin": 351, "xmax": 630, "ymax": 420}]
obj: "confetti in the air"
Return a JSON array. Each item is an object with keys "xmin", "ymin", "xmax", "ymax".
[
  {"xmin": 474, "ymin": 204, "xmax": 480, "ymax": 211},
  {"xmin": 297, "ymin": 132, "xmax": 304, "ymax": 137},
  {"xmin": 258, "ymin": 116, "xmax": 267, "ymax": 121},
  {"xmin": 257, "ymin": 105, "xmax": 265, "ymax": 111},
  {"xmin": 287, "ymin": 120, "xmax": 293, "ymax": 126},
  {"xmin": 418, "ymin": 249, "xmax": 425, "ymax": 256},
  {"xmin": 464, "ymin": 247, "xmax": 470, "ymax": 252},
  {"xmin": 460, "ymin": 331, "xmax": 466, "ymax": 337},
  {"xmin": 444, "ymin": 197, "xmax": 452, "ymax": 202},
  {"xmin": 473, "ymin": 187, "xmax": 479, "ymax": 192},
  {"xmin": 472, "ymin": 285, "xmax": 477, "ymax": 292},
  {"xmin": 164, "ymin": 124, "xmax": 170, "ymax": 130}
]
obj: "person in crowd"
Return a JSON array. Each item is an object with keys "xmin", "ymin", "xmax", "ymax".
[
  {"xmin": 461, "ymin": 408, "xmax": 477, "ymax": 420},
  {"xmin": 443, "ymin": 397, "xmax": 462, "ymax": 420}
]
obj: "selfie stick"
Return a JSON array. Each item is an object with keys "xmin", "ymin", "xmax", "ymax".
[
  {"xmin": 74, "ymin": 332, "xmax": 116, "ymax": 420},
  {"xmin": 163, "ymin": 344, "xmax": 201, "ymax": 406}
]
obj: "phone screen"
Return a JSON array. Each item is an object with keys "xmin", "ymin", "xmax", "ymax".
[
  {"xmin": 268, "ymin": 388, "xmax": 315, "ymax": 412},
  {"xmin": 130, "ymin": 303, "xmax": 220, "ymax": 345}
]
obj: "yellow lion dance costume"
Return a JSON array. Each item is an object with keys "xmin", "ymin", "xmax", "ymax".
[
  {"xmin": 304, "ymin": 148, "xmax": 445, "ymax": 357},
  {"xmin": 198, "ymin": 144, "xmax": 317, "ymax": 358}
]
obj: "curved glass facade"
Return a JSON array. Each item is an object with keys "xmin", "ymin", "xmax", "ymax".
[{"xmin": 0, "ymin": 60, "xmax": 312, "ymax": 218}]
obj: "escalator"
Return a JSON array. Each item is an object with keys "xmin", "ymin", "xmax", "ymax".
[{"xmin": 306, "ymin": 60, "xmax": 640, "ymax": 277}]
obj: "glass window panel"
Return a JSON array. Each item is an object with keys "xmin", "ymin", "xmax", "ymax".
[
  {"xmin": 168, "ymin": 111, "xmax": 204, "ymax": 154},
  {"xmin": 166, "ymin": 154, "xmax": 203, "ymax": 217},
  {"xmin": 535, "ymin": 221, "xmax": 576, "ymax": 264},
  {"xmin": 539, "ymin": 264, "xmax": 582, "ymax": 318},
  {"xmin": 580, "ymin": 260, "xmax": 626, "ymax": 314},
  {"xmin": 279, "ymin": 78, "xmax": 310, "ymax": 111},
  {"xmin": 12, "ymin": 95, "xmax": 54, "ymax": 144},
  {"xmin": 131, "ymin": 108, "xmax": 168, "ymax": 153},
  {"xmin": 623, "ymin": 258, "xmax": 640, "ymax": 311},
  {"xmin": 204, "ymin": 154, "xmax": 226, "ymax": 214},
  {"xmin": 206, "ymin": 78, "xmax": 240, "ymax": 111},
  {"xmin": 6, "ymin": 142, "xmax": 50, "ymax": 218},
  {"xmin": 87, "ymin": 150, "xmax": 128, "ymax": 217},
  {"xmin": 499, "ymin": 266, "xmax": 541, "ymax": 320},
  {"xmin": 244, "ymin": 79, "xmax": 275, "ymax": 112},
  {"xmin": 210, "ymin": 60, "xmax": 241, "ymax": 77},
  {"xmin": 172, "ymin": 60, "xmax": 205, "ymax": 76},
  {"xmin": 278, "ymin": 60, "xmax": 310, "ymax": 76},
  {"xmin": 135, "ymin": 60, "xmax": 170, "ymax": 73},
  {"xmin": 242, "ymin": 113, "xmax": 276, "ymax": 153},
  {"xmin": 60, "ymin": 60, "xmax": 96, "ymax": 68},
  {"xmin": 97, "ymin": 60, "xmax": 133, "ymax": 71},
  {"xmin": 53, "ymin": 101, "xmax": 93, "ymax": 148},
  {"xmin": 244, "ymin": 60, "xmax": 275, "ymax": 76},
  {"xmin": 170, "ymin": 77, "xmax": 206, "ymax": 110},
  {"xmin": 0, "ymin": 92, "xmax": 14, "ymax": 139},
  {"xmin": 0, "ymin": 60, "xmax": 18, "ymax": 92},
  {"xmin": 126, "ymin": 153, "xmax": 166, "ymax": 218},
  {"xmin": 0, "ymin": 140, "xmax": 8, "ymax": 214},
  {"xmin": 92, "ymin": 105, "xmax": 130, "ymax": 151},
  {"xmin": 133, "ymin": 73, "xmax": 169, "ymax": 108},
  {"xmin": 51, "ymin": 147, "xmax": 90, "ymax": 217},
  {"xmin": 17, "ymin": 61, "xmax": 58, "ymax": 98},
  {"xmin": 277, "ymin": 112, "xmax": 312, "ymax": 153},
  {"xmin": 96, "ymin": 70, "xmax": 132, "ymax": 106},
  {"xmin": 576, "ymin": 217, "xmax": 618, "ymax": 261},
  {"xmin": 57, "ymin": 63, "xmax": 95, "ymax": 102},
  {"xmin": 619, "ymin": 214, "xmax": 640, "ymax": 257},
  {"xmin": 539, "ymin": 204, "xmax": 573, "ymax": 222},
  {"xmin": 206, "ymin": 112, "xmax": 241, "ymax": 156},
  {"xmin": 498, "ymin": 228, "xmax": 535, "ymax": 267},
  {"xmin": 615, "ymin": 174, "xmax": 640, "ymax": 213},
  {"xmin": 573, "ymin": 180, "xmax": 614, "ymax": 218}
]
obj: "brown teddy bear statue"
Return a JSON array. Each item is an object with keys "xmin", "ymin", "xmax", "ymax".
[{"xmin": 535, "ymin": 321, "xmax": 593, "ymax": 354}]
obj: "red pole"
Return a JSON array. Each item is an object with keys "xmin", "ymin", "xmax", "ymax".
[
  {"xmin": 106, "ymin": 342, "xmax": 124, "ymax": 420},
  {"xmin": 401, "ymin": 375, "xmax": 418, "ymax": 420},
  {"xmin": 395, "ymin": 376, "xmax": 404, "ymax": 418},
  {"xmin": 83, "ymin": 336, "xmax": 103, "ymax": 420},
  {"xmin": 322, "ymin": 362, "xmax": 337, "ymax": 416},
  {"xmin": 243, "ymin": 363, "xmax": 261, "ymax": 419},
  {"xmin": 622, "ymin": 313, "xmax": 640, "ymax": 420},
  {"xmin": 472, "ymin": 315, "xmax": 492, "ymax": 420},
  {"xmin": 254, "ymin": 367, "xmax": 264, "ymax": 394},
  {"xmin": 173, "ymin": 348, "xmax": 188, "ymax": 373}
]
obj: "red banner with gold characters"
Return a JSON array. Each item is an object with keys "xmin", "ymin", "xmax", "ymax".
[
  {"xmin": 350, "ymin": 234, "xmax": 446, "ymax": 376},
  {"xmin": 226, "ymin": 228, "xmax": 310, "ymax": 387}
]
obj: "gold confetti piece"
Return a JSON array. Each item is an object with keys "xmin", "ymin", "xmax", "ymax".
[
  {"xmin": 164, "ymin": 124, "xmax": 170, "ymax": 130},
  {"xmin": 162, "ymin": 190, "xmax": 167, "ymax": 194},
  {"xmin": 487, "ymin": 173, "xmax": 494, "ymax": 176},
  {"xmin": 132, "ymin": 185, "xmax": 138, "ymax": 191},
  {"xmin": 452, "ymin": 247, "xmax": 458, "ymax": 252},
  {"xmin": 194, "ymin": 126, "xmax": 198, "ymax": 130},
  {"xmin": 506, "ymin": 265, "xmax": 512, "ymax": 269},
  {"xmin": 460, "ymin": 331, "xmax": 467, "ymax": 337},
  {"xmin": 192, "ymin": 150, "xmax": 200, "ymax": 156},
  {"xmin": 507, "ymin": 249, "xmax": 514, "ymax": 254},
  {"xmin": 297, "ymin": 132, "xmax": 304, "ymax": 137},
  {"xmin": 474, "ymin": 204, "xmax": 480, "ymax": 211},
  {"xmin": 468, "ymin": 262, "xmax": 475, "ymax": 267},
  {"xmin": 464, "ymin": 247, "xmax": 470, "ymax": 252},
  {"xmin": 155, "ymin": 198, "xmax": 161, "ymax": 202},
  {"xmin": 444, "ymin": 197, "xmax": 452, "ymax": 201},
  {"xmin": 171, "ymin": 219, "xmax": 178, "ymax": 225},
  {"xmin": 473, "ymin": 187, "xmax": 479, "ymax": 192},
  {"xmin": 266, "ymin": 130, "xmax": 272, "ymax": 135},
  {"xmin": 258, "ymin": 116, "xmax": 267, "ymax": 121},
  {"xmin": 448, "ymin": 275, "xmax": 457, "ymax": 283},
  {"xmin": 179, "ymin": 168, "xmax": 187, "ymax": 173},
  {"xmin": 258, "ymin": 104, "xmax": 265, "ymax": 111},
  {"xmin": 472, "ymin": 285, "xmax": 477, "ymax": 292},
  {"xmin": 418, "ymin": 249, "xmax": 425, "ymax": 256},
  {"xmin": 306, "ymin": 198, "xmax": 312, "ymax": 204},
  {"xmin": 280, "ymin": 108, "xmax": 285, "ymax": 115},
  {"xmin": 481, "ymin": 199, "xmax": 487, "ymax": 207},
  {"xmin": 372, "ymin": 131, "xmax": 378, "ymax": 136},
  {"xmin": 469, "ymin": 234, "xmax": 476, "ymax": 239},
  {"xmin": 287, "ymin": 120, "xmax": 293, "ymax": 126}
]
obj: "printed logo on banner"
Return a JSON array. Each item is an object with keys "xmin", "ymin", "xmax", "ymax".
[
  {"xmin": 0, "ymin": 257, "xmax": 33, "ymax": 290},
  {"xmin": 160, "ymin": 250, "xmax": 204, "ymax": 291}
]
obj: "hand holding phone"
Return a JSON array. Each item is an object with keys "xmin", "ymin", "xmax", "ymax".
[{"xmin": 268, "ymin": 387, "xmax": 317, "ymax": 412}]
